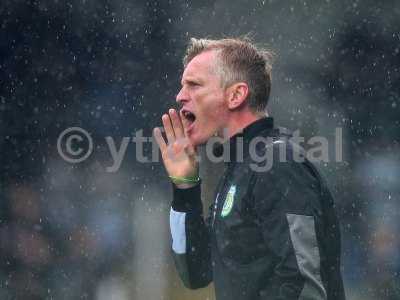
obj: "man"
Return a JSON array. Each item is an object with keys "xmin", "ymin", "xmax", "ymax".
[{"xmin": 153, "ymin": 37, "xmax": 345, "ymax": 300}]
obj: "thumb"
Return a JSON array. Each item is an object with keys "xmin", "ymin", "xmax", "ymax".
[{"xmin": 184, "ymin": 143, "xmax": 198, "ymax": 162}]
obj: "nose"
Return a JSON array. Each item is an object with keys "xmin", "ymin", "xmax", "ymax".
[{"xmin": 176, "ymin": 86, "xmax": 188, "ymax": 105}]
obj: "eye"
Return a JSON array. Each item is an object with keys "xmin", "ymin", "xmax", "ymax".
[{"xmin": 187, "ymin": 81, "xmax": 200, "ymax": 87}]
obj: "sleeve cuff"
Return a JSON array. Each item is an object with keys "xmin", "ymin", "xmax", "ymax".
[{"xmin": 172, "ymin": 182, "xmax": 202, "ymax": 212}]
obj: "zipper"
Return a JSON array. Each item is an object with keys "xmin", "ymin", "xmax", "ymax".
[{"xmin": 211, "ymin": 192, "xmax": 220, "ymax": 228}]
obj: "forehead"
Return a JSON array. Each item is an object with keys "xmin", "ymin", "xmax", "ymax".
[{"xmin": 182, "ymin": 50, "xmax": 218, "ymax": 79}]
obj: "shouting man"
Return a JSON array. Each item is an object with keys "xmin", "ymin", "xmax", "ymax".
[{"xmin": 153, "ymin": 37, "xmax": 345, "ymax": 300}]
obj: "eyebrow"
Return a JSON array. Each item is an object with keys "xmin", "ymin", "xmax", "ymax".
[{"xmin": 181, "ymin": 77, "xmax": 202, "ymax": 86}]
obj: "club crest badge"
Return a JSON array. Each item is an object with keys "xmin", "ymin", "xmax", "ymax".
[{"xmin": 221, "ymin": 185, "xmax": 236, "ymax": 217}]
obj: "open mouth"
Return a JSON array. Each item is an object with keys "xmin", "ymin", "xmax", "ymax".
[{"xmin": 181, "ymin": 109, "xmax": 196, "ymax": 125}]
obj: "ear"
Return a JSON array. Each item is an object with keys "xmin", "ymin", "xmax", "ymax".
[{"xmin": 226, "ymin": 82, "xmax": 249, "ymax": 110}]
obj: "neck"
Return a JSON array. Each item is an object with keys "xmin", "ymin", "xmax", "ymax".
[{"xmin": 219, "ymin": 109, "xmax": 268, "ymax": 140}]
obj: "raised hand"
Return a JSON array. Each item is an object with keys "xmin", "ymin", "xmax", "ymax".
[{"xmin": 153, "ymin": 109, "xmax": 199, "ymax": 188}]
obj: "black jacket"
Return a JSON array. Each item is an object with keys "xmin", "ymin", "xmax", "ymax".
[{"xmin": 169, "ymin": 117, "xmax": 345, "ymax": 300}]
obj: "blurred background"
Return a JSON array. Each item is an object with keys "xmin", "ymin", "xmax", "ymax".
[{"xmin": 1, "ymin": 0, "xmax": 399, "ymax": 299}]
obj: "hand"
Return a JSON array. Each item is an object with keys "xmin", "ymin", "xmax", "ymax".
[{"xmin": 153, "ymin": 109, "xmax": 199, "ymax": 188}]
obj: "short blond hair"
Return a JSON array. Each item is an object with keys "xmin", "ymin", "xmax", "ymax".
[{"xmin": 183, "ymin": 37, "xmax": 274, "ymax": 112}]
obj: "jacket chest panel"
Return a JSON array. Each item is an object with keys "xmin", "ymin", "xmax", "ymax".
[
  {"xmin": 212, "ymin": 165, "xmax": 268, "ymax": 266},
  {"xmin": 213, "ymin": 165, "xmax": 250, "ymax": 225}
]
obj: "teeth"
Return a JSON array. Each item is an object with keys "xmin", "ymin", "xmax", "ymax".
[{"xmin": 182, "ymin": 110, "xmax": 192, "ymax": 118}]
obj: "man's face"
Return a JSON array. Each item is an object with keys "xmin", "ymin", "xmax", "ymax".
[{"xmin": 177, "ymin": 50, "xmax": 229, "ymax": 146}]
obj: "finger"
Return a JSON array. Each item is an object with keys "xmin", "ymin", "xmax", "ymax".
[
  {"xmin": 169, "ymin": 109, "xmax": 185, "ymax": 139},
  {"xmin": 162, "ymin": 113, "xmax": 175, "ymax": 143},
  {"xmin": 153, "ymin": 127, "xmax": 167, "ymax": 151}
]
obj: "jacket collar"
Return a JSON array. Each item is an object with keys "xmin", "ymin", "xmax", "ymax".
[{"xmin": 212, "ymin": 117, "xmax": 275, "ymax": 163}]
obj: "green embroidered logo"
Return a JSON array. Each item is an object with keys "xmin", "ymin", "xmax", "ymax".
[{"xmin": 221, "ymin": 186, "xmax": 236, "ymax": 217}]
